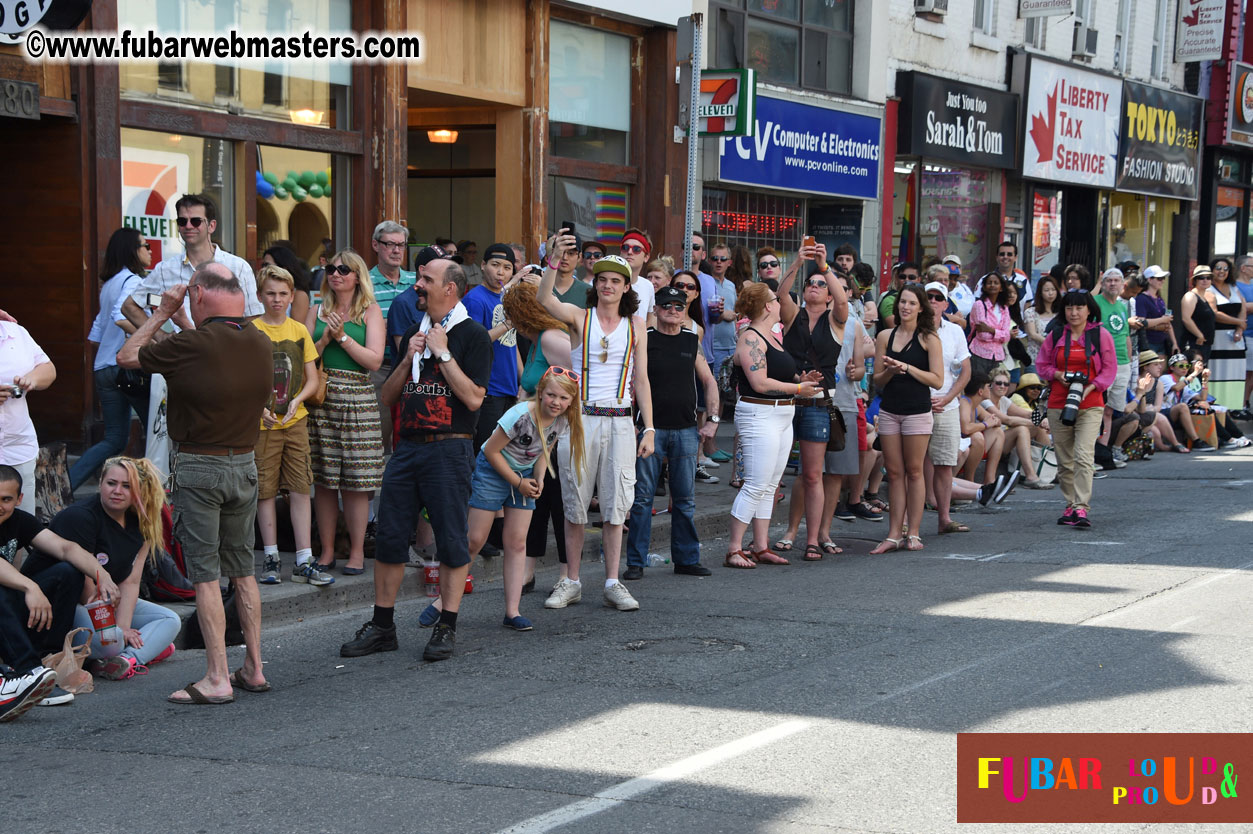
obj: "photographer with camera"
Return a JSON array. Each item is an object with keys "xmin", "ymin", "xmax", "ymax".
[{"xmin": 1036, "ymin": 289, "xmax": 1117, "ymax": 529}]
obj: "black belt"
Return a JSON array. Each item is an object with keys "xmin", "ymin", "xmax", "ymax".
[
  {"xmin": 404, "ymin": 433, "xmax": 472, "ymax": 445},
  {"xmin": 177, "ymin": 443, "xmax": 253, "ymax": 456}
]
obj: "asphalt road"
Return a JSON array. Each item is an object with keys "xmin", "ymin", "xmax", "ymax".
[{"xmin": 5, "ymin": 447, "xmax": 1252, "ymax": 834}]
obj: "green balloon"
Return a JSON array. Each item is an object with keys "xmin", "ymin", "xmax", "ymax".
[
  {"xmin": 322, "ymin": 183, "xmax": 332, "ymax": 197},
  {"xmin": 316, "ymin": 171, "xmax": 329, "ymax": 186},
  {"xmin": 274, "ymin": 186, "xmax": 289, "ymax": 200},
  {"xmin": 262, "ymin": 171, "xmax": 279, "ymax": 186},
  {"xmin": 287, "ymin": 170, "xmax": 299, "ymax": 183},
  {"xmin": 298, "ymin": 170, "xmax": 315, "ymax": 188},
  {"xmin": 308, "ymin": 184, "xmax": 324, "ymax": 198},
  {"xmin": 292, "ymin": 186, "xmax": 308, "ymax": 202},
  {"xmin": 282, "ymin": 178, "xmax": 297, "ymax": 192}
]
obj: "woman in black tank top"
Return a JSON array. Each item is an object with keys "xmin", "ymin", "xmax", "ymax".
[
  {"xmin": 727, "ymin": 281, "xmax": 822, "ymax": 569},
  {"xmin": 870, "ymin": 284, "xmax": 944, "ymax": 554}
]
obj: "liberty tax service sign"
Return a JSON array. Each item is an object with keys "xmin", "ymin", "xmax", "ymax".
[
  {"xmin": 1021, "ymin": 60, "xmax": 1122, "ymax": 188},
  {"xmin": 1175, "ymin": 0, "xmax": 1226, "ymax": 62},
  {"xmin": 717, "ymin": 94, "xmax": 881, "ymax": 200}
]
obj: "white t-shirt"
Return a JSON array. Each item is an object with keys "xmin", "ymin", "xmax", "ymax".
[
  {"xmin": 632, "ymin": 275, "xmax": 655, "ymax": 317},
  {"xmin": 932, "ymin": 319, "xmax": 971, "ymax": 412}
]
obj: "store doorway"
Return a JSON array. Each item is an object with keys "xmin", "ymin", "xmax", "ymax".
[{"xmin": 406, "ymin": 126, "xmax": 495, "ymax": 253}]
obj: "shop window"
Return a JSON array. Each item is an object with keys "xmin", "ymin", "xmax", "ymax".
[
  {"xmin": 255, "ymin": 145, "xmax": 340, "ymax": 265},
  {"xmin": 548, "ymin": 20, "xmax": 631, "ymax": 165},
  {"xmin": 1215, "ymin": 186, "xmax": 1243, "ymax": 256},
  {"xmin": 1152, "ymin": 0, "xmax": 1167, "ymax": 78},
  {"xmin": 548, "ymin": 177, "xmax": 631, "ymax": 250},
  {"xmin": 713, "ymin": 0, "xmax": 854, "ymax": 95},
  {"xmin": 1025, "ymin": 17, "xmax": 1045, "ymax": 49},
  {"xmin": 902, "ymin": 164, "xmax": 997, "ymax": 278},
  {"xmin": 1107, "ymin": 192, "xmax": 1179, "ymax": 267},
  {"xmin": 973, "ymin": 0, "xmax": 994, "ymax": 35},
  {"xmin": 118, "ymin": 0, "xmax": 351, "ymax": 129},
  {"xmin": 120, "ymin": 128, "xmax": 236, "ymax": 262},
  {"xmin": 1113, "ymin": 0, "xmax": 1131, "ymax": 72},
  {"xmin": 701, "ymin": 188, "xmax": 804, "ymax": 264}
]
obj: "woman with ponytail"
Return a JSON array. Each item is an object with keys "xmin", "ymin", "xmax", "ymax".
[{"xmin": 37, "ymin": 456, "xmax": 181, "ymax": 680}]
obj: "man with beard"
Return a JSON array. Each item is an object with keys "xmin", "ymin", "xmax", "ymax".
[{"xmin": 339, "ymin": 257, "xmax": 491, "ymax": 662}]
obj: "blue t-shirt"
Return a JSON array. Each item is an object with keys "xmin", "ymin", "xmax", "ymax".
[
  {"xmin": 386, "ymin": 286, "xmax": 424, "ymax": 355},
  {"xmin": 1237, "ymin": 282, "xmax": 1253, "ymax": 341},
  {"xmin": 462, "ymin": 284, "xmax": 519, "ymax": 398}
]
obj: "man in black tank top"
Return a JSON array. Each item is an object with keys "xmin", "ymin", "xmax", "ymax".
[{"xmin": 624, "ymin": 287, "xmax": 720, "ymax": 579}]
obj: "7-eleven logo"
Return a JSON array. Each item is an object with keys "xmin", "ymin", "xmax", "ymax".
[{"xmin": 700, "ymin": 77, "xmax": 741, "ymax": 133}]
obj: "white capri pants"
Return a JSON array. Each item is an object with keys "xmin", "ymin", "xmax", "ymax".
[{"xmin": 731, "ymin": 400, "xmax": 795, "ymax": 523}]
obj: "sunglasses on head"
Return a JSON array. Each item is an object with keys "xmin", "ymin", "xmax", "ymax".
[
  {"xmin": 658, "ymin": 301, "xmax": 686, "ymax": 311},
  {"xmin": 329, "ymin": 264, "xmax": 354, "ymax": 276},
  {"xmin": 621, "ymin": 244, "xmax": 646, "ymax": 255},
  {"xmin": 673, "ymin": 282, "xmax": 697, "ymax": 292},
  {"xmin": 758, "ymin": 260, "xmax": 779, "ymax": 269},
  {"xmin": 543, "ymin": 366, "xmax": 580, "ymax": 384},
  {"xmin": 176, "ymin": 216, "xmax": 206, "ymax": 228},
  {"xmin": 710, "ymin": 255, "xmax": 730, "ymax": 262}
]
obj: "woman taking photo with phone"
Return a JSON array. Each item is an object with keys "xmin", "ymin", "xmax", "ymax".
[
  {"xmin": 1036, "ymin": 289, "xmax": 1117, "ymax": 529},
  {"xmin": 869, "ymin": 284, "xmax": 943, "ymax": 553}
]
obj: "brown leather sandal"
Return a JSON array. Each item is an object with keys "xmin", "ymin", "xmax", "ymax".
[
  {"xmin": 723, "ymin": 550, "xmax": 756, "ymax": 569},
  {"xmin": 750, "ymin": 547, "xmax": 790, "ymax": 565}
]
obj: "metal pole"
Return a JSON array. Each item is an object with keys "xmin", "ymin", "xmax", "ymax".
[{"xmin": 683, "ymin": 14, "xmax": 703, "ymax": 272}]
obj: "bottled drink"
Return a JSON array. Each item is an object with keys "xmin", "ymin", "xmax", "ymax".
[
  {"xmin": 645, "ymin": 553, "xmax": 669, "ymax": 566},
  {"xmin": 422, "ymin": 557, "xmax": 440, "ymax": 597},
  {"xmin": 85, "ymin": 598, "xmax": 123, "ymax": 658}
]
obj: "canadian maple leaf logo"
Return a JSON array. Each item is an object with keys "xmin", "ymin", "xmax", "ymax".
[
  {"xmin": 1182, "ymin": 0, "xmax": 1201, "ymax": 27},
  {"xmin": 1029, "ymin": 82, "xmax": 1058, "ymax": 164}
]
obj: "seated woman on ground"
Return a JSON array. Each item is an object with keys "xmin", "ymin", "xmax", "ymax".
[
  {"xmin": 1174, "ymin": 353, "xmax": 1251, "ymax": 449},
  {"xmin": 1135, "ymin": 352, "xmax": 1188, "ymax": 453},
  {"xmin": 985, "ymin": 367, "xmax": 1053, "ymax": 489},
  {"xmin": 958, "ymin": 373, "xmax": 1007, "ymax": 491}
]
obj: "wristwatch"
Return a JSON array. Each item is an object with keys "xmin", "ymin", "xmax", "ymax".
[
  {"xmin": 709, "ymin": 415, "xmax": 721, "ymax": 423},
  {"xmin": 438, "ymin": 350, "xmax": 452, "ymax": 364},
  {"xmin": 339, "ymin": 334, "xmax": 349, "ymax": 343}
]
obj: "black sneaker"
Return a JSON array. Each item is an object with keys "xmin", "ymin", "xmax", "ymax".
[
  {"xmin": 340, "ymin": 621, "xmax": 398, "ymax": 657},
  {"xmin": 833, "ymin": 501, "xmax": 856, "ymax": 522},
  {"xmin": 673, "ymin": 563, "xmax": 712, "ymax": 576},
  {"xmin": 423, "ymin": 623, "xmax": 456, "ymax": 661},
  {"xmin": 0, "ymin": 667, "xmax": 56, "ymax": 723},
  {"xmin": 694, "ymin": 464, "xmax": 719, "ymax": 484},
  {"xmin": 978, "ymin": 476, "xmax": 1002, "ymax": 506},
  {"xmin": 622, "ymin": 565, "xmax": 644, "ymax": 581},
  {"xmin": 993, "ymin": 471, "xmax": 1020, "ymax": 504},
  {"xmin": 38, "ymin": 685, "xmax": 74, "ymax": 707},
  {"xmin": 851, "ymin": 501, "xmax": 883, "ymax": 521}
]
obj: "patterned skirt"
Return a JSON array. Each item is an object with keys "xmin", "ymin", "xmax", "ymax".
[
  {"xmin": 307, "ymin": 368, "xmax": 384, "ymax": 491},
  {"xmin": 1210, "ymin": 301, "xmax": 1247, "ymax": 410}
]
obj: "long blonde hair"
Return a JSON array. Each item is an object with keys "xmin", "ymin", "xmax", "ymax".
[
  {"xmin": 535, "ymin": 369, "xmax": 584, "ymax": 482},
  {"xmin": 327, "ymin": 248, "xmax": 376, "ymax": 324},
  {"xmin": 100, "ymin": 456, "xmax": 167, "ymax": 561}
]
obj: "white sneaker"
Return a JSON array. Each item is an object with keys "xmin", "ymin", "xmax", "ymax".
[
  {"xmin": 544, "ymin": 578, "xmax": 583, "ymax": 609},
  {"xmin": 698, "ymin": 455, "xmax": 720, "ymax": 469},
  {"xmin": 603, "ymin": 581, "xmax": 640, "ymax": 611}
]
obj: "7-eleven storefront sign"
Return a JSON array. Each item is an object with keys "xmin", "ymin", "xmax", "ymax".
[{"xmin": 698, "ymin": 68, "xmax": 756, "ymax": 137}]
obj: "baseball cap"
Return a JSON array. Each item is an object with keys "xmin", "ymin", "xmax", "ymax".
[
  {"xmin": 655, "ymin": 286, "xmax": 687, "ymax": 306},
  {"xmin": 1142, "ymin": 265, "xmax": 1169, "ymax": 280},
  {"xmin": 481, "ymin": 243, "xmax": 516, "ymax": 268},
  {"xmin": 923, "ymin": 281, "xmax": 948, "ymax": 300},
  {"xmin": 415, "ymin": 245, "xmax": 449, "ymax": 268},
  {"xmin": 941, "ymin": 254, "xmax": 962, "ymax": 267},
  {"xmin": 593, "ymin": 254, "xmax": 632, "ymax": 279}
]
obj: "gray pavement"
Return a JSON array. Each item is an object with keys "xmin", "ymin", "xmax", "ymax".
[{"xmin": 7, "ymin": 444, "xmax": 1253, "ymax": 834}]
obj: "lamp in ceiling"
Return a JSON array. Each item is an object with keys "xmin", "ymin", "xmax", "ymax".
[{"xmin": 427, "ymin": 129, "xmax": 459, "ymax": 144}]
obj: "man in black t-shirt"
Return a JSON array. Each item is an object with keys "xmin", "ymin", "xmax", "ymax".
[
  {"xmin": 0, "ymin": 466, "xmax": 120, "ymax": 716},
  {"xmin": 624, "ymin": 287, "xmax": 720, "ymax": 580},
  {"xmin": 340, "ymin": 258, "xmax": 491, "ymax": 663}
]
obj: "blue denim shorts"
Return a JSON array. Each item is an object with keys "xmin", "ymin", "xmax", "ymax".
[
  {"xmin": 468, "ymin": 451, "xmax": 536, "ymax": 512},
  {"xmin": 793, "ymin": 403, "xmax": 831, "ymax": 444}
]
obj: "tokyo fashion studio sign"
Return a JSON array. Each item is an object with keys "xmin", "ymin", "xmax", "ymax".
[
  {"xmin": 896, "ymin": 72, "xmax": 1018, "ymax": 169},
  {"xmin": 1021, "ymin": 59, "xmax": 1122, "ymax": 188},
  {"xmin": 716, "ymin": 94, "xmax": 881, "ymax": 200}
]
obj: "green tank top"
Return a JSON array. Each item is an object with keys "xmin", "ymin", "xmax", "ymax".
[
  {"xmin": 520, "ymin": 331, "xmax": 553, "ymax": 395},
  {"xmin": 313, "ymin": 316, "xmax": 368, "ymax": 372}
]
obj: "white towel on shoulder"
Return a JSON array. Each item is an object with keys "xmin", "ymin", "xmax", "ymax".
[{"xmin": 412, "ymin": 301, "xmax": 470, "ymax": 383}]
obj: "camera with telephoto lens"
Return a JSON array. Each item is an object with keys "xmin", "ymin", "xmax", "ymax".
[{"xmin": 1060, "ymin": 371, "xmax": 1088, "ymax": 426}]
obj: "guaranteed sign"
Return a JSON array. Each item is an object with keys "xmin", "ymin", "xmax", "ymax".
[
  {"xmin": 1117, "ymin": 81, "xmax": 1204, "ymax": 200},
  {"xmin": 1021, "ymin": 59, "xmax": 1122, "ymax": 188}
]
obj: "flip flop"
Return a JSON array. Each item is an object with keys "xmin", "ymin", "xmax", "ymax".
[
  {"xmin": 772, "ymin": 538, "xmax": 794, "ymax": 552},
  {"xmin": 803, "ymin": 544, "xmax": 824, "ymax": 562},
  {"xmin": 819, "ymin": 540, "xmax": 842, "ymax": 555},
  {"xmin": 938, "ymin": 521, "xmax": 970, "ymax": 534},
  {"xmin": 230, "ymin": 669, "xmax": 272, "ymax": 693},
  {"xmin": 168, "ymin": 682, "xmax": 234, "ymax": 705}
]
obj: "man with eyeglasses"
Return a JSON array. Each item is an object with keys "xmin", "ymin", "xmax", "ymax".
[
  {"xmin": 458, "ymin": 239, "xmax": 481, "ymax": 287},
  {"xmin": 538, "ymin": 239, "xmax": 655, "ymax": 613},
  {"xmin": 619, "ymin": 228, "xmax": 657, "ymax": 321},
  {"xmin": 370, "ymin": 221, "xmax": 417, "ymax": 453},
  {"xmin": 550, "ymin": 226, "xmax": 590, "ymax": 309},
  {"xmin": 578, "ymin": 241, "xmax": 605, "ymax": 284},
  {"xmin": 623, "ymin": 286, "xmax": 719, "ymax": 581},
  {"xmin": 123, "ymin": 194, "xmax": 262, "ymax": 329}
]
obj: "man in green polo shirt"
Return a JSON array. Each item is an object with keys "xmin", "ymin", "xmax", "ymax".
[
  {"xmin": 1094, "ymin": 267, "xmax": 1139, "ymax": 467},
  {"xmin": 369, "ymin": 221, "xmax": 415, "ymax": 453}
]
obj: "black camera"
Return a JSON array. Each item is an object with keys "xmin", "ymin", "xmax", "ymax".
[{"xmin": 1060, "ymin": 371, "xmax": 1088, "ymax": 426}]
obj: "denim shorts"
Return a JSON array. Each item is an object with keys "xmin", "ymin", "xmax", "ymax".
[
  {"xmin": 793, "ymin": 403, "xmax": 831, "ymax": 444},
  {"xmin": 469, "ymin": 451, "xmax": 536, "ymax": 512}
]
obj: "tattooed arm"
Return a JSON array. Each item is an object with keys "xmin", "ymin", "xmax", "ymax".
[{"xmin": 736, "ymin": 328, "xmax": 820, "ymax": 398}]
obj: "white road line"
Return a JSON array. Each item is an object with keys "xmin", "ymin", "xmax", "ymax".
[
  {"xmin": 493, "ymin": 720, "xmax": 810, "ymax": 834},
  {"xmin": 1064, "ymin": 540, "xmax": 1127, "ymax": 546}
]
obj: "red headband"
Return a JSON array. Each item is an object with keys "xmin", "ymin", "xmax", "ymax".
[{"xmin": 621, "ymin": 232, "xmax": 650, "ymax": 257}]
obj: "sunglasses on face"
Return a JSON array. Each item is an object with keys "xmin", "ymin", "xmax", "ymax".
[
  {"xmin": 621, "ymin": 244, "xmax": 646, "ymax": 255},
  {"xmin": 927, "ymin": 293, "xmax": 946, "ymax": 302},
  {"xmin": 543, "ymin": 366, "xmax": 580, "ymax": 384},
  {"xmin": 176, "ymin": 217, "xmax": 206, "ymax": 228},
  {"xmin": 807, "ymin": 279, "xmax": 827, "ymax": 289},
  {"xmin": 140, "ymin": 242, "xmax": 151, "ymax": 251},
  {"xmin": 992, "ymin": 381, "xmax": 1010, "ymax": 387},
  {"xmin": 710, "ymin": 255, "xmax": 730, "ymax": 262},
  {"xmin": 691, "ymin": 243, "xmax": 705, "ymax": 251},
  {"xmin": 658, "ymin": 301, "xmax": 686, "ymax": 311},
  {"xmin": 758, "ymin": 260, "xmax": 779, "ymax": 269},
  {"xmin": 673, "ymin": 282, "xmax": 697, "ymax": 292},
  {"xmin": 583, "ymin": 252, "xmax": 603, "ymax": 260},
  {"xmin": 901, "ymin": 273, "xmax": 920, "ymax": 281},
  {"xmin": 329, "ymin": 264, "xmax": 354, "ymax": 276},
  {"xmin": 1214, "ymin": 265, "xmax": 1230, "ymax": 271}
]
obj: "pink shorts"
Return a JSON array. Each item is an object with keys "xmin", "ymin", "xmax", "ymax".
[{"xmin": 876, "ymin": 409, "xmax": 934, "ymax": 436}]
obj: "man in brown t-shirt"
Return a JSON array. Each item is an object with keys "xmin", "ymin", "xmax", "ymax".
[{"xmin": 118, "ymin": 263, "xmax": 272, "ymax": 705}]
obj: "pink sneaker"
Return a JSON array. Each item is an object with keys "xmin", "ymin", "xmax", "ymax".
[
  {"xmin": 98, "ymin": 654, "xmax": 146, "ymax": 681},
  {"xmin": 150, "ymin": 644, "xmax": 176, "ymax": 665}
]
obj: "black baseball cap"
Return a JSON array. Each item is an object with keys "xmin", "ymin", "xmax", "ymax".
[
  {"xmin": 415, "ymin": 245, "xmax": 450, "ymax": 267},
  {"xmin": 655, "ymin": 286, "xmax": 687, "ymax": 306},
  {"xmin": 481, "ymin": 243, "xmax": 516, "ymax": 268}
]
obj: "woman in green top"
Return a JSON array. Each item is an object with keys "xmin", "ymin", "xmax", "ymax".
[
  {"xmin": 502, "ymin": 283, "xmax": 571, "ymax": 587},
  {"xmin": 305, "ymin": 249, "xmax": 385, "ymax": 575}
]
